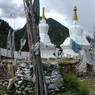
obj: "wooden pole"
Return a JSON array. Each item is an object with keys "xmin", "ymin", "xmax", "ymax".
[{"xmin": 23, "ymin": 0, "xmax": 47, "ymax": 95}]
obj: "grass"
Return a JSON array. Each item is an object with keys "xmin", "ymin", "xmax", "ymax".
[
  {"xmin": 80, "ymin": 78, "xmax": 95, "ymax": 91},
  {"xmin": 55, "ymin": 77, "xmax": 95, "ymax": 95},
  {"xmin": 42, "ymin": 58, "xmax": 74, "ymax": 63},
  {"xmin": 0, "ymin": 77, "xmax": 95, "ymax": 95},
  {"xmin": 62, "ymin": 74, "xmax": 89, "ymax": 95},
  {"xmin": 56, "ymin": 91, "xmax": 77, "ymax": 95},
  {"xmin": 0, "ymin": 86, "xmax": 7, "ymax": 95},
  {"xmin": 58, "ymin": 58, "xmax": 74, "ymax": 62}
]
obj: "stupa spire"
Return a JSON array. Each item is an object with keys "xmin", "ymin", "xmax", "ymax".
[
  {"xmin": 73, "ymin": 6, "xmax": 78, "ymax": 21},
  {"xmin": 42, "ymin": 7, "xmax": 45, "ymax": 19}
]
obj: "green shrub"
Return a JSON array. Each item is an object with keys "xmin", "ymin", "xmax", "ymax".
[
  {"xmin": 86, "ymin": 36, "xmax": 92, "ymax": 43},
  {"xmin": 78, "ymin": 83, "xmax": 89, "ymax": 95},
  {"xmin": 63, "ymin": 74, "xmax": 89, "ymax": 95},
  {"xmin": 0, "ymin": 86, "xmax": 7, "ymax": 95}
]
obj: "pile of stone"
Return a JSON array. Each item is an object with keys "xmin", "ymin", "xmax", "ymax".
[
  {"xmin": 7, "ymin": 62, "xmax": 34, "ymax": 95},
  {"xmin": 7, "ymin": 62, "xmax": 63, "ymax": 95},
  {"xmin": 0, "ymin": 80, "xmax": 9, "ymax": 86},
  {"xmin": 44, "ymin": 62, "xmax": 63, "ymax": 93}
]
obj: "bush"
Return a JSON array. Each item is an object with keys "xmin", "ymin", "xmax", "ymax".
[
  {"xmin": 86, "ymin": 36, "xmax": 92, "ymax": 43},
  {"xmin": 0, "ymin": 86, "xmax": 7, "ymax": 95},
  {"xmin": 78, "ymin": 83, "xmax": 89, "ymax": 95},
  {"xmin": 63, "ymin": 74, "xmax": 89, "ymax": 95}
]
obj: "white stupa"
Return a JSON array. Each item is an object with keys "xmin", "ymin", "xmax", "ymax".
[
  {"xmin": 39, "ymin": 8, "xmax": 55, "ymax": 58},
  {"xmin": 61, "ymin": 6, "xmax": 90, "ymax": 58}
]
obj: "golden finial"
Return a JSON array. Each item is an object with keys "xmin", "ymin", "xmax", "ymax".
[
  {"xmin": 42, "ymin": 7, "xmax": 45, "ymax": 19},
  {"xmin": 73, "ymin": 6, "xmax": 78, "ymax": 20}
]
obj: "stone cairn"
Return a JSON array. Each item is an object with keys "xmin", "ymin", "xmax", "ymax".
[
  {"xmin": 7, "ymin": 62, "xmax": 63, "ymax": 95},
  {"xmin": 43, "ymin": 63, "xmax": 63, "ymax": 93},
  {"xmin": 7, "ymin": 62, "xmax": 33, "ymax": 95}
]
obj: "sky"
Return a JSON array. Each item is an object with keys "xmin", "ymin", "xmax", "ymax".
[{"xmin": 0, "ymin": 0, "xmax": 95, "ymax": 37}]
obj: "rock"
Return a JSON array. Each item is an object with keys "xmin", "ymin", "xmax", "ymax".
[
  {"xmin": 44, "ymin": 63, "xmax": 63, "ymax": 92},
  {"xmin": 7, "ymin": 78, "xmax": 15, "ymax": 89},
  {"xmin": 22, "ymin": 91, "xmax": 28, "ymax": 95},
  {"xmin": 7, "ymin": 62, "xmax": 34, "ymax": 95},
  {"xmin": 20, "ymin": 63, "xmax": 27, "ymax": 67},
  {"xmin": 24, "ymin": 87, "xmax": 30, "ymax": 91},
  {"xmin": 7, "ymin": 62, "xmax": 64, "ymax": 95},
  {"xmin": 16, "ymin": 73, "xmax": 24, "ymax": 77},
  {"xmin": 0, "ymin": 81, "xmax": 2, "ymax": 85},
  {"xmin": 32, "ymin": 74, "xmax": 36, "ymax": 84},
  {"xmin": 48, "ymin": 83, "xmax": 57, "ymax": 90},
  {"xmin": 45, "ymin": 78, "xmax": 50, "ymax": 84},
  {"xmin": 17, "ymin": 80, "xmax": 23, "ymax": 85},
  {"xmin": 16, "ymin": 90, "xmax": 22, "ymax": 94},
  {"xmin": 3, "ymin": 82, "xmax": 8, "ymax": 86}
]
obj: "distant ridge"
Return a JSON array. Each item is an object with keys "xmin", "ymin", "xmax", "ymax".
[
  {"xmin": 47, "ymin": 18, "xmax": 69, "ymax": 47},
  {"xmin": 0, "ymin": 18, "xmax": 69, "ymax": 51},
  {"xmin": 16, "ymin": 18, "xmax": 69, "ymax": 48},
  {"xmin": 0, "ymin": 19, "xmax": 13, "ymax": 48}
]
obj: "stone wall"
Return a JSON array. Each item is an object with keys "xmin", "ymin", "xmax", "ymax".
[{"xmin": 7, "ymin": 62, "xmax": 63, "ymax": 95}]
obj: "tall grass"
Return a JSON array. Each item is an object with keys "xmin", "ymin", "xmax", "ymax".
[{"xmin": 63, "ymin": 74, "xmax": 89, "ymax": 95}]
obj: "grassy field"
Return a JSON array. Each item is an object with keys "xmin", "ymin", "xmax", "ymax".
[
  {"xmin": 42, "ymin": 58, "xmax": 74, "ymax": 63},
  {"xmin": 56, "ymin": 91, "xmax": 77, "ymax": 95},
  {"xmin": 0, "ymin": 86, "xmax": 7, "ymax": 95},
  {"xmin": 80, "ymin": 78, "xmax": 95, "ymax": 91},
  {"xmin": 55, "ymin": 77, "xmax": 95, "ymax": 95}
]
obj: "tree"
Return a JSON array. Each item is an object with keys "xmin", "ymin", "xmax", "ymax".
[{"xmin": 23, "ymin": 0, "xmax": 47, "ymax": 95}]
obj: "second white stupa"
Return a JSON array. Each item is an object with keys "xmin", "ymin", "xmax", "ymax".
[{"xmin": 61, "ymin": 6, "xmax": 90, "ymax": 58}]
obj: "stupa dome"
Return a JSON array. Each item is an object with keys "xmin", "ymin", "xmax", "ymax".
[{"xmin": 69, "ymin": 6, "xmax": 90, "ymax": 46}]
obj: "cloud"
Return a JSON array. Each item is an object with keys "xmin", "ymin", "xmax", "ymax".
[
  {"xmin": 14, "ymin": 17, "xmax": 26, "ymax": 29},
  {"xmin": 40, "ymin": 0, "xmax": 95, "ymax": 35},
  {"xmin": 44, "ymin": 10, "xmax": 71, "ymax": 28},
  {"xmin": 0, "ymin": 0, "xmax": 95, "ymax": 33},
  {"xmin": 0, "ymin": 0, "xmax": 26, "ymax": 29},
  {"xmin": 0, "ymin": 0, "xmax": 25, "ymax": 18},
  {"xmin": 3, "ymin": 17, "xmax": 26, "ymax": 29}
]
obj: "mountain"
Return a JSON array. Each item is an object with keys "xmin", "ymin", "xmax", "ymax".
[
  {"xmin": 0, "ymin": 19, "xmax": 13, "ymax": 48},
  {"xmin": 16, "ymin": 18, "xmax": 69, "ymax": 49},
  {"xmin": 47, "ymin": 18, "xmax": 69, "ymax": 47},
  {"xmin": 0, "ymin": 18, "xmax": 69, "ymax": 51},
  {"xmin": 15, "ymin": 25, "xmax": 28, "ymax": 51}
]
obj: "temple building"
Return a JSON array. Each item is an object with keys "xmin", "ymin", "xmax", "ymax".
[
  {"xmin": 39, "ymin": 8, "xmax": 56, "ymax": 58},
  {"xmin": 61, "ymin": 6, "xmax": 90, "ymax": 58}
]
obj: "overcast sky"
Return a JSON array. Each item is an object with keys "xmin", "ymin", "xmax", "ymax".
[{"xmin": 0, "ymin": 0, "xmax": 95, "ymax": 36}]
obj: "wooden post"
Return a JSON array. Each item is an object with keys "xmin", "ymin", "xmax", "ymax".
[{"xmin": 23, "ymin": 0, "xmax": 47, "ymax": 95}]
